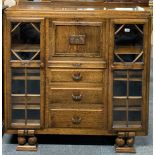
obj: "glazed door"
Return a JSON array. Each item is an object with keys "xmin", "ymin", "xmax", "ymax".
[
  {"xmin": 109, "ymin": 19, "xmax": 150, "ymax": 132},
  {"xmin": 4, "ymin": 18, "xmax": 45, "ymax": 129}
]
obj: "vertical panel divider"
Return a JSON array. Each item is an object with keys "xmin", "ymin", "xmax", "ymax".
[
  {"xmin": 25, "ymin": 65, "xmax": 28, "ymax": 127},
  {"xmin": 126, "ymin": 70, "xmax": 129, "ymax": 127}
]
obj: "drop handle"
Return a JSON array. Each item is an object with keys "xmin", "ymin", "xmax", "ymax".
[
  {"xmin": 72, "ymin": 72, "xmax": 82, "ymax": 81},
  {"xmin": 72, "ymin": 93, "xmax": 82, "ymax": 101},
  {"xmin": 72, "ymin": 116, "xmax": 81, "ymax": 125},
  {"xmin": 40, "ymin": 62, "xmax": 44, "ymax": 68}
]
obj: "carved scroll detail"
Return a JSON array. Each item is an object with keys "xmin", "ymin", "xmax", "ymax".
[{"xmin": 69, "ymin": 35, "xmax": 86, "ymax": 45}]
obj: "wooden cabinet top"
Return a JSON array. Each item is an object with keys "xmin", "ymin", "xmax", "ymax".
[
  {"xmin": 4, "ymin": 3, "xmax": 151, "ymax": 18},
  {"xmin": 11, "ymin": 0, "xmax": 152, "ymax": 6}
]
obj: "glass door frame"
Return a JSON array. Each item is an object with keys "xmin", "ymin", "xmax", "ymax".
[
  {"xmin": 108, "ymin": 18, "xmax": 150, "ymax": 133},
  {"xmin": 4, "ymin": 17, "xmax": 45, "ymax": 130}
]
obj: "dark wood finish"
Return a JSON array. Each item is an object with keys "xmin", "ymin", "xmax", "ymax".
[{"xmin": 3, "ymin": 1, "xmax": 152, "ymax": 152}]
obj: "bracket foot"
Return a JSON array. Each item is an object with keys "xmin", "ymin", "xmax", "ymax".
[
  {"xmin": 115, "ymin": 132, "xmax": 136, "ymax": 153},
  {"xmin": 16, "ymin": 130, "xmax": 37, "ymax": 151}
]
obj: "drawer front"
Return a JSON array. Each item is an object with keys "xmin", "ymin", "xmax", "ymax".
[
  {"xmin": 49, "ymin": 88, "xmax": 103, "ymax": 104},
  {"xmin": 47, "ymin": 61, "xmax": 107, "ymax": 69},
  {"xmin": 49, "ymin": 109, "xmax": 104, "ymax": 128},
  {"xmin": 49, "ymin": 20, "xmax": 106, "ymax": 58},
  {"xmin": 50, "ymin": 69, "xmax": 103, "ymax": 83}
]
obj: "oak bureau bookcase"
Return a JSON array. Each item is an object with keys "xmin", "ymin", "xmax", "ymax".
[{"xmin": 3, "ymin": 0, "xmax": 152, "ymax": 153}]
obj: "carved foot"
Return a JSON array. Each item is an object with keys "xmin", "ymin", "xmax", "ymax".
[
  {"xmin": 126, "ymin": 137, "xmax": 135, "ymax": 147},
  {"xmin": 28, "ymin": 136, "xmax": 37, "ymax": 145},
  {"xmin": 115, "ymin": 132, "xmax": 136, "ymax": 153},
  {"xmin": 115, "ymin": 137, "xmax": 125, "ymax": 147},
  {"xmin": 18, "ymin": 136, "xmax": 26, "ymax": 145},
  {"xmin": 16, "ymin": 130, "xmax": 37, "ymax": 151}
]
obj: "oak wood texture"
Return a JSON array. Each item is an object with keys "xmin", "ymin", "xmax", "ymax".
[
  {"xmin": 49, "ymin": 108, "xmax": 104, "ymax": 128},
  {"xmin": 3, "ymin": 3, "xmax": 152, "ymax": 153},
  {"xmin": 108, "ymin": 18, "xmax": 151, "ymax": 133},
  {"xmin": 47, "ymin": 61, "xmax": 107, "ymax": 68},
  {"xmin": 49, "ymin": 88, "xmax": 103, "ymax": 104},
  {"xmin": 115, "ymin": 146, "xmax": 136, "ymax": 153},
  {"xmin": 50, "ymin": 69, "xmax": 104, "ymax": 83},
  {"xmin": 16, "ymin": 145, "xmax": 37, "ymax": 151},
  {"xmin": 49, "ymin": 20, "xmax": 105, "ymax": 58},
  {"xmin": 17, "ymin": 0, "xmax": 150, "ymax": 7}
]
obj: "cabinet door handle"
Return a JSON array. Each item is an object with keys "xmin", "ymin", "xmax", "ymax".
[
  {"xmin": 40, "ymin": 62, "xmax": 44, "ymax": 68},
  {"xmin": 72, "ymin": 93, "xmax": 82, "ymax": 101},
  {"xmin": 72, "ymin": 116, "xmax": 81, "ymax": 124},
  {"xmin": 69, "ymin": 35, "xmax": 85, "ymax": 45},
  {"xmin": 72, "ymin": 72, "xmax": 82, "ymax": 81}
]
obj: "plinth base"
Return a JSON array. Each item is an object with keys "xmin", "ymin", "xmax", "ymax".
[
  {"xmin": 16, "ymin": 145, "xmax": 37, "ymax": 151},
  {"xmin": 115, "ymin": 146, "xmax": 136, "ymax": 153}
]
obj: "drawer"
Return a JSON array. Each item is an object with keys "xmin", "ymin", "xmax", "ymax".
[
  {"xmin": 49, "ymin": 109, "xmax": 104, "ymax": 128},
  {"xmin": 47, "ymin": 61, "xmax": 107, "ymax": 69},
  {"xmin": 49, "ymin": 20, "xmax": 106, "ymax": 58},
  {"xmin": 49, "ymin": 87, "xmax": 103, "ymax": 104},
  {"xmin": 50, "ymin": 69, "xmax": 103, "ymax": 83}
]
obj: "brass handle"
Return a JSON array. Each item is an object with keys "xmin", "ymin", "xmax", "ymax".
[
  {"xmin": 72, "ymin": 72, "xmax": 82, "ymax": 81},
  {"xmin": 72, "ymin": 93, "xmax": 82, "ymax": 101},
  {"xmin": 40, "ymin": 62, "xmax": 44, "ymax": 68},
  {"xmin": 69, "ymin": 35, "xmax": 86, "ymax": 45},
  {"xmin": 72, "ymin": 116, "xmax": 81, "ymax": 124}
]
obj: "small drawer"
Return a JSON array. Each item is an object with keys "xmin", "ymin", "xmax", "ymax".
[
  {"xmin": 50, "ymin": 87, "xmax": 103, "ymax": 104},
  {"xmin": 50, "ymin": 69, "xmax": 103, "ymax": 83},
  {"xmin": 49, "ymin": 109, "xmax": 104, "ymax": 128},
  {"xmin": 47, "ymin": 61, "xmax": 107, "ymax": 69}
]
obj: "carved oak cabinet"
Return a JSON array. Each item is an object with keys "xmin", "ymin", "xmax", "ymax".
[{"xmin": 3, "ymin": 0, "xmax": 152, "ymax": 152}]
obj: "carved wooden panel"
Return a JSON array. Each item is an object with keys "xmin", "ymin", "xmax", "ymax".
[
  {"xmin": 49, "ymin": 20, "xmax": 106, "ymax": 58},
  {"xmin": 69, "ymin": 35, "xmax": 86, "ymax": 45}
]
